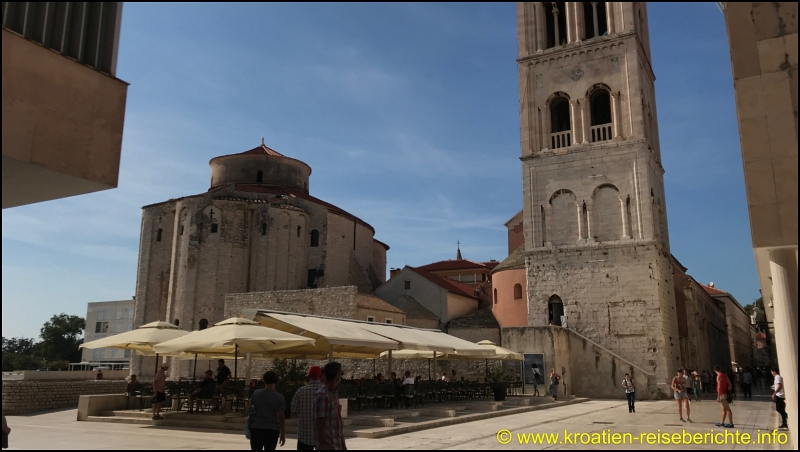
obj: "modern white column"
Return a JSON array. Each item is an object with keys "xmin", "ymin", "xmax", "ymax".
[
  {"xmin": 552, "ymin": 4, "xmax": 561, "ymax": 46},
  {"xmin": 591, "ymin": 2, "xmax": 600, "ymax": 38},
  {"xmin": 573, "ymin": 2, "xmax": 584, "ymax": 43},
  {"xmin": 769, "ymin": 249, "xmax": 798, "ymax": 448},
  {"xmin": 619, "ymin": 196, "xmax": 630, "ymax": 239}
]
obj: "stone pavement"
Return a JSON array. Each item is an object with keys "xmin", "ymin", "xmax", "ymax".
[{"xmin": 4, "ymin": 394, "xmax": 792, "ymax": 450}]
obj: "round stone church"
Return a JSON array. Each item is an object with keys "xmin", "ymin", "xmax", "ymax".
[{"xmin": 131, "ymin": 143, "xmax": 388, "ymax": 374}]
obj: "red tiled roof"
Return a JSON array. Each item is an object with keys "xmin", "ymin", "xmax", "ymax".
[
  {"xmin": 233, "ymin": 184, "xmax": 374, "ymax": 233},
  {"xmin": 418, "ymin": 259, "xmax": 497, "ymax": 272},
  {"xmin": 240, "ymin": 144, "xmax": 285, "ymax": 157},
  {"xmin": 701, "ymin": 284, "xmax": 728, "ymax": 296},
  {"xmin": 407, "ymin": 267, "xmax": 478, "ymax": 300}
]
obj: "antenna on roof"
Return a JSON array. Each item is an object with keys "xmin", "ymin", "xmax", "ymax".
[
  {"xmin": 456, "ymin": 241, "xmax": 462, "ymax": 260},
  {"xmin": 261, "ymin": 137, "xmax": 265, "ymax": 146}
]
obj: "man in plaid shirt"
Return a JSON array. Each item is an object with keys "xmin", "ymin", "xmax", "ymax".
[
  {"xmin": 315, "ymin": 362, "xmax": 346, "ymax": 450},
  {"xmin": 291, "ymin": 366, "xmax": 323, "ymax": 450}
]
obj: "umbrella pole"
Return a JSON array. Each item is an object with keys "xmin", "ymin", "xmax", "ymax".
[
  {"xmin": 154, "ymin": 353, "xmax": 159, "ymax": 376},
  {"xmin": 433, "ymin": 351, "xmax": 437, "ymax": 380},
  {"xmin": 246, "ymin": 353, "xmax": 252, "ymax": 385},
  {"xmin": 388, "ymin": 350, "xmax": 392, "ymax": 377},
  {"xmin": 485, "ymin": 359, "xmax": 488, "ymax": 380},
  {"xmin": 428, "ymin": 359, "xmax": 431, "ymax": 380},
  {"xmin": 193, "ymin": 354, "xmax": 198, "ymax": 381},
  {"xmin": 234, "ymin": 344, "xmax": 239, "ymax": 381},
  {"xmin": 373, "ymin": 359, "xmax": 376, "ymax": 377}
]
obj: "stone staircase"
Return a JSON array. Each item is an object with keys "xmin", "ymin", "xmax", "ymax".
[{"xmin": 84, "ymin": 395, "xmax": 587, "ymax": 439}]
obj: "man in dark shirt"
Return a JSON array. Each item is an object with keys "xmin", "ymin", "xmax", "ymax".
[
  {"xmin": 188, "ymin": 370, "xmax": 216, "ymax": 413},
  {"xmin": 125, "ymin": 375, "xmax": 142, "ymax": 395},
  {"xmin": 216, "ymin": 359, "xmax": 231, "ymax": 388}
]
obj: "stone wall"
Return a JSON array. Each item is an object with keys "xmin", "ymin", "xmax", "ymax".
[
  {"xmin": 502, "ymin": 326, "xmax": 657, "ymax": 400},
  {"xmin": 224, "ymin": 286, "xmax": 359, "ymax": 319},
  {"xmin": 2, "ymin": 380, "xmax": 127, "ymax": 415},
  {"xmin": 524, "ymin": 243, "xmax": 679, "ymax": 389}
]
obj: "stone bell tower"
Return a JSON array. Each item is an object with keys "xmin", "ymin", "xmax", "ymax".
[{"xmin": 516, "ymin": 2, "xmax": 680, "ymax": 387}]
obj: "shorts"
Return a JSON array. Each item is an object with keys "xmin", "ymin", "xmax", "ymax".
[
  {"xmin": 717, "ymin": 395, "xmax": 730, "ymax": 409},
  {"xmin": 152, "ymin": 391, "xmax": 166, "ymax": 404},
  {"xmin": 674, "ymin": 391, "xmax": 688, "ymax": 399}
]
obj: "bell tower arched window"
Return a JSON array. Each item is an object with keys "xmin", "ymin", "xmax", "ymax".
[
  {"xmin": 583, "ymin": 2, "xmax": 608, "ymax": 40},
  {"xmin": 550, "ymin": 96, "xmax": 571, "ymax": 148},
  {"xmin": 514, "ymin": 284, "xmax": 523, "ymax": 300},
  {"xmin": 545, "ymin": 2, "xmax": 567, "ymax": 49},
  {"xmin": 310, "ymin": 229, "xmax": 320, "ymax": 247},
  {"xmin": 589, "ymin": 88, "xmax": 613, "ymax": 142}
]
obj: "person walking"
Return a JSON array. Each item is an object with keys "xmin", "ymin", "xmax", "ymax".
[
  {"xmin": 714, "ymin": 365, "xmax": 734, "ymax": 428},
  {"xmin": 532, "ymin": 373, "xmax": 540, "ymax": 397},
  {"xmin": 152, "ymin": 364, "xmax": 168, "ymax": 420},
  {"xmin": 315, "ymin": 362, "xmax": 346, "ymax": 451},
  {"xmin": 771, "ymin": 369, "xmax": 788, "ymax": 429},
  {"xmin": 247, "ymin": 370, "xmax": 286, "ymax": 450},
  {"xmin": 290, "ymin": 366, "xmax": 323, "ymax": 450},
  {"xmin": 549, "ymin": 368, "xmax": 560, "ymax": 401},
  {"xmin": 692, "ymin": 372, "xmax": 702, "ymax": 402},
  {"xmin": 622, "ymin": 373, "xmax": 635, "ymax": 413},
  {"xmin": 671, "ymin": 368, "xmax": 692, "ymax": 423},
  {"xmin": 741, "ymin": 369, "xmax": 753, "ymax": 400}
]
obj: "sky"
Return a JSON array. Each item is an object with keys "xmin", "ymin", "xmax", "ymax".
[{"xmin": 1, "ymin": 3, "xmax": 758, "ymax": 340}]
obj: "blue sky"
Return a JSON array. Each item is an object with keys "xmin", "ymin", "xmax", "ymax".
[{"xmin": 1, "ymin": 3, "xmax": 758, "ymax": 340}]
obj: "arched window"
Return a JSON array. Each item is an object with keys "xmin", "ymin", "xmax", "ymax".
[
  {"xmin": 199, "ymin": 319, "xmax": 208, "ymax": 330},
  {"xmin": 494, "ymin": 289, "xmax": 498, "ymax": 305},
  {"xmin": 583, "ymin": 2, "xmax": 608, "ymax": 39},
  {"xmin": 310, "ymin": 229, "xmax": 320, "ymax": 247},
  {"xmin": 550, "ymin": 95, "xmax": 571, "ymax": 149},
  {"xmin": 545, "ymin": 2, "xmax": 567, "ymax": 49},
  {"xmin": 590, "ymin": 88, "xmax": 612, "ymax": 142},
  {"xmin": 256, "ymin": 170, "xmax": 263, "ymax": 183},
  {"xmin": 261, "ymin": 222, "xmax": 267, "ymax": 236},
  {"xmin": 548, "ymin": 295, "xmax": 564, "ymax": 326},
  {"xmin": 513, "ymin": 284, "xmax": 523, "ymax": 300},
  {"xmin": 156, "ymin": 228, "xmax": 163, "ymax": 242},
  {"xmin": 297, "ymin": 226, "xmax": 301, "ymax": 238}
]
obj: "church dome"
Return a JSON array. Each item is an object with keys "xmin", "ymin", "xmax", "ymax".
[{"xmin": 209, "ymin": 142, "xmax": 312, "ymax": 193}]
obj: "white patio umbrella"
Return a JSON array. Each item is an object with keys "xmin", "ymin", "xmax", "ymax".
[
  {"xmin": 152, "ymin": 317, "xmax": 315, "ymax": 381},
  {"xmin": 79, "ymin": 321, "xmax": 189, "ymax": 374}
]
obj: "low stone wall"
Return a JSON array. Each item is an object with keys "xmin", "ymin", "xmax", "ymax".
[
  {"xmin": 2, "ymin": 370, "xmax": 129, "ymax": 381},
  {"xmin": 2, "ymin": 380, "xmax": 127, "ymax": 415}
]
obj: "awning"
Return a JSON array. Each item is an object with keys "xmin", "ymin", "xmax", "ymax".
[
  {"xmin": 243, "ymin": 309, "xmax": 495, "ymax": 359},
  {"xmin": 250, "ymin": 312, "xmax": 400, "ymax": 359}
]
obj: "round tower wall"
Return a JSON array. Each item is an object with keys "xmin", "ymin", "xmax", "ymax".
[{"xmin": 209, "ymin": 154, "xmax": 311, "ymax": 192}]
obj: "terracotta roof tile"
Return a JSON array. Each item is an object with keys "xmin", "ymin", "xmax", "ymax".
[
  {"xmin": 448, "ymin": 307, "xmax": 499, "ymax": 329},
  {"xmin": 407, "ymin": 267, "xmax": 478, "ymax": 300},
  {"xmin": 418, "ymin": 259, "xmax": 497, "ymax": 272},
  {"xmin": 240, "ymin": 144, "xmax": 285, "ymax": 157},
  {"xmin": 357, "ymin": 295, "xmax": 405, "ymax": 314},
  {"xmin": 701, "ymin": 284, "xmax": 728, "ymax": 296}
]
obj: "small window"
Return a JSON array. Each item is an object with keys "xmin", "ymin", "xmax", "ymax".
[
  {"xmin": 307, "ymin": 269, "xmax": 318, "ymax": 288},
  {"xmin": 210, "ymin": 223, "xmax": 218, "ymax": 233},
  {"xmin": 297, "ymin": 226, "xmax": 301, "ymax": 237},
  {"xmin": 95, "ymin": 321, "xmax": 108, "ymax": 334},
  {"xmin": 310, "ymin": 229, "xmax": 320, "ymax": 247},
  {"xmin": 385, "ymin": 319, "xmax": 393, "ymax": 324},
  {"xmin": 199, "ymin": 319, "xmax": 209, "ymax": 330},
  {"xmin": 367, "ymin": 316, "xmax": 376, "ymax": 322},
  {"xmin": 173, "ymin": 319, "xmax": 180, "ymax": 327},
  {"xmin": 156, "ymin": 228, "xmax": 163, "ymax": 242},
  {"xmin": 494, "ymin": 289, "xmax": 498, "ymax": 305},
  {"xmin": 256, "ymin": 170, "xmax": 263, "ymax": 183},
  {"xmin": 404, "ymin": 281, "xmax": 411, "ymax": 290},
  {"xmin": 261, "ymin": 222, "xmax": 267, "ymax": 236},
  {"xmin": 180, "ymin": 225, "xmax": 184, "ymax": 236},
  {"xmin": 514, "ymin": 284, "xmax": 523, "ymax": 300}
]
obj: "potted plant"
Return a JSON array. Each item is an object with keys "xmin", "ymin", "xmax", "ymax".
[{"xmin": 487, "ymin": 365, "xmax": 512, "ymax": 401}]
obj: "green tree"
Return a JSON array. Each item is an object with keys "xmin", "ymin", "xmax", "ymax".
[
  {"xmin": 744, "ymin": 297, "xmax": 764, "ymax": 317},
  {"xmin": 37, "ymin": 313, "xmax": 85, "ymax": 363},
  {"xmin": 2, "ymin": 336, "xmax": 43, "ymax": 371}
]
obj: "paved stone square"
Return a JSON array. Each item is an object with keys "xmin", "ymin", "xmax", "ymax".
[{"xmin": 4, "ymin": 393, "xmax": 791, "ymax": 450}]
